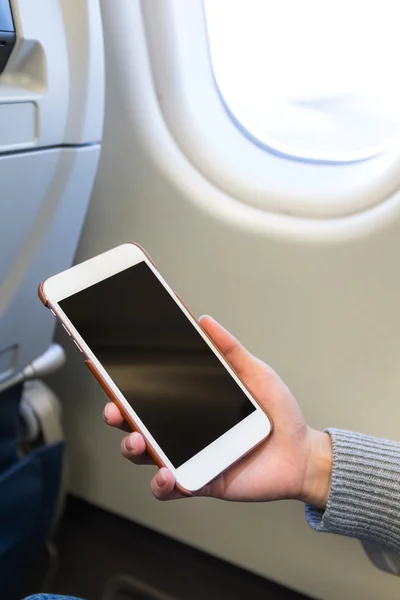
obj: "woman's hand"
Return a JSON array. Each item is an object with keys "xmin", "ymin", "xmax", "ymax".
[{"xmin": 104, "ymin": 316, "xmax": 332, "ymax": 508}]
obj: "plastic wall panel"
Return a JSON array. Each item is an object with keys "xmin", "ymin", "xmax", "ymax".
[
  {"xmin": 0, "ymin": 0, "xmax": 104, "ymax": 151},
  {"xmin": 0, "ymin": 145, "xmax": 100, "ymax": 378}
]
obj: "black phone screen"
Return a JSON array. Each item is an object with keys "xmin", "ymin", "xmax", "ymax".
[{"xmin": 59, "ymin": 261, "xmax": 256, "ymax": 467}]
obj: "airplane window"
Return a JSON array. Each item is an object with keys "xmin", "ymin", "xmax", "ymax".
[{"xmin": 204, "ymin": 0, "xmax": 400, "ymax": 164}]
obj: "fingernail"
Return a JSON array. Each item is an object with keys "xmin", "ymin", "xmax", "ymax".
[
  {"xmin": 103, "ymin": 404, "xmax": 110, "ymax": 423},
  {"xmin": 125, "ymin": 433, "xmax": 135, "ymax": 452},
  {"xmin": 156, "ymin": 470, "xmax": 167, "ymax": 487}
]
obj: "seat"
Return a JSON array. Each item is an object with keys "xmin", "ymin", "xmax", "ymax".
[{"xmin": 0, "ymin": 1, "xmax": 104, "ymax": 596}]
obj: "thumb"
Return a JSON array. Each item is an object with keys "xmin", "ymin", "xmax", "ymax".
[{"xmin": 198, "ymin": 315, "xmax": 263, "ymax": 380}]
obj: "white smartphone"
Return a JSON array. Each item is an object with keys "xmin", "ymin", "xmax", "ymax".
[{"xmin": 39, "ymin": 243, "xmax": 272, "ymax": 494}]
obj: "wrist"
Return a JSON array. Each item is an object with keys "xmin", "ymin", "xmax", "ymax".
[{"xmin": 299, "ymin": 428, "xmax": 333, "ymax": 510}]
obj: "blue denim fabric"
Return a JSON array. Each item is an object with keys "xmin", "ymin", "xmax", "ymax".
[
  {"xmin": 0, "ymin": 383, "xmax": 65, "ymax": 598},
  {"xmin": 24, "ymin": 596, "xmax": 83, "ymax": 600}
]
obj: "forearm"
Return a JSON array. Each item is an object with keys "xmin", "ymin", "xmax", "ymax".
[{"xmin": 304, "ymin": 429, "xmax": 400, "ymax": 553}]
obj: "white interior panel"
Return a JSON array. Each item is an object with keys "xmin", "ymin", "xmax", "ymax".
[
  {"xmin": 52, "ymin": 1, "xmax": 400, "ymax": 599},
  {"xmin": 0, "ymin": 0, "xmax": 104, "ymax": 389},
  {"xmin": 0, "ymin": 146, "xmax": 101, "ymax": 378},
  {"xmin": 0, "ymin": 0, "xmax": 104, "ymax": 151},
  {"xmin": 0, "ymin": 102, "xmax": 35, "ymax": 147}
]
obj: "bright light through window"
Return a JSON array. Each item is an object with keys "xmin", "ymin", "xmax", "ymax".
[{"xmin": 204, "ymin": 0, "xmax": 400, "ymax": 163}]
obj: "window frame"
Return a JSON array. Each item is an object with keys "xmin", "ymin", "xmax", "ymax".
[
  {"xmin": 203, "ymin": 0, "xmax": 400, "ymax": 166},
  {"xmin": 141, "ymin": 0, "xmax": 400, "ymax": 220}
]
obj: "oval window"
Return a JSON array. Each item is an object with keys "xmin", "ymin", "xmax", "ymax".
[{"xmin": 204, "ymin": 0, "xmax": 400, "ymax": 163}]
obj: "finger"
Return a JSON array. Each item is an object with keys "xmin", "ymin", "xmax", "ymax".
[
  {"xmin": 104, "ymin": 402, "xmax": 131, "ymax": 433},
  {"xmin": 120, "ymin": 432, "xmax": 154, "ymax": 465},
  {"xmin": 151, "ymin": 468, "xmax": 182, "ymax": 501},
  {"xmin": 199, "ymin": 315, "xmax": 260, "ymax": 379}
]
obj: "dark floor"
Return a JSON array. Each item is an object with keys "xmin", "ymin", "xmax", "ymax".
[{"xmin": 45, "ymin": 495, "xmax": 310, "ymax": 600}]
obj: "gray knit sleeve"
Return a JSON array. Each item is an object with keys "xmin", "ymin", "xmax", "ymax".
[{"xmin": 305, "ymin": 429, "xmax": 400, "ymax": 553}]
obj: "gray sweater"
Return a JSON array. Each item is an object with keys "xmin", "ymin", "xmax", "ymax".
[{"xmin": 305, "ymin": 429, "xmax": 400, "ymax": 553}]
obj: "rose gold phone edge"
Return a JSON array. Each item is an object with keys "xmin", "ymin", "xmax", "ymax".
[{"xmin": 38, "ymin": 242, "xmax": 273, "ymax": 494}]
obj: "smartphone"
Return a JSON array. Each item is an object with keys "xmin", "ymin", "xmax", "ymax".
[{"xmin": 39, "ymin": 243, "xmax": 272, "ymax": 493}]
